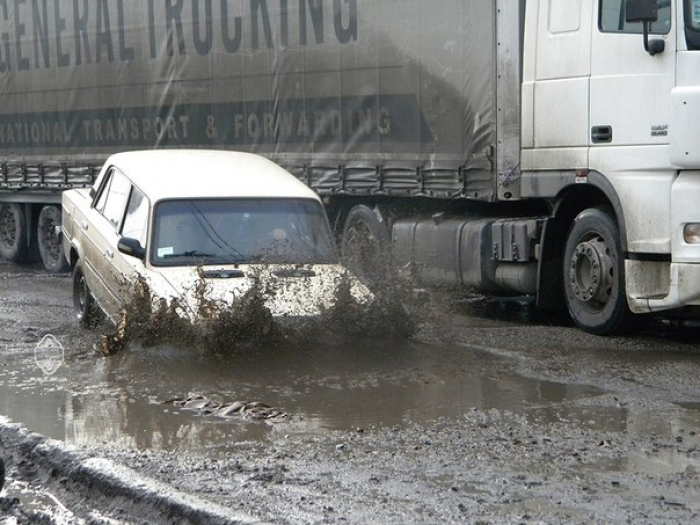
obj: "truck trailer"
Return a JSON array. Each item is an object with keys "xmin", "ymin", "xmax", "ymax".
[{"xmin": 0, "ymin": 0, "xmax": 698, "ymax": 335}]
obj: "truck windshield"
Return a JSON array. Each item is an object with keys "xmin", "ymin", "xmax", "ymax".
[
  {"xmin": 151, "ymin": 198, "xmax": 338, "ymax": 266},
  {"xmin": 686, "ymin": 0, "xmax": 700, "ymax": 48}
]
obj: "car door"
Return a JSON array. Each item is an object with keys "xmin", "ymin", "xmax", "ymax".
[
  {"xmin": 112, "ymin": 184, "xmax": 151, "ymax": 301},
  {"xmin": 81, "ymin": 168, "xmax": 133, "ymax": 322}
]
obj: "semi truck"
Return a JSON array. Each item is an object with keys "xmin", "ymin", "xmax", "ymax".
[{"xmin": 0, "ymin": 0, "xmax": 698, "ymax": 335}]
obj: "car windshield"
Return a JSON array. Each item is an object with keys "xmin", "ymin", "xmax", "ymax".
[{"xmin": 151, "ymin": 198, "xmax": 338, "ymax": 266}]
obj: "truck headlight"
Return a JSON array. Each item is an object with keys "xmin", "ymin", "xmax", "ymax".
[{"xmin": 684, "ymin": 224, "xmax": 700, "ymax": 244}]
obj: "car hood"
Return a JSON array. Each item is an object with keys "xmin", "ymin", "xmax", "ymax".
[{"xmin": 145, "ymin": 263, "xmax": 371, "ymax": 319}]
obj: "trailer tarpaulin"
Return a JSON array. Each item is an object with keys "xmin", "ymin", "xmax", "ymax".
[{"xmin": 0, "ymin": 0, "xmax": 508, "ymax": 200}]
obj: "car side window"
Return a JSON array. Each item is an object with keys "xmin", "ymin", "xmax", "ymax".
[
  {"xmin": 97, "ymin": 169, "xmax": 131, "ymax": 231},
  {"xmin": 121, "ymin": 186, "xmax": 149, "ymax": 248},
  {"xmin": 94, "ymin": 172, "xmax": 112, "ymax": 214}
]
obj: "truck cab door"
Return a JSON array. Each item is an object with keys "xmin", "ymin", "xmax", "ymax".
[
  {"xmin": 589, "ymin": 0, "xmax": 676, "ymax": 255},
  {"xmin": 521, "ymin": 0, "xmax": 594, "ymax": 170},
  {"xmin": 591, "ymin": 1, "xmax": 675, "ymax": 149}
]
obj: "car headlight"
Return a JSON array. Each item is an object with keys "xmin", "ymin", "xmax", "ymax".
[{"xmin": 684, "ymin": 224, "xmax": 700, "ymax": 244}]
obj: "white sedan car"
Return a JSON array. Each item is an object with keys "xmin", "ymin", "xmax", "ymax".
[{"xmin": 62, "ymin": 150, "xmax": 367, "ymax": 327}]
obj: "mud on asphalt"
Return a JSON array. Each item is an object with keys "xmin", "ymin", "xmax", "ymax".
[{"xmin": 2, "ymin": 261, "xmax": 700, "ymax": 523}]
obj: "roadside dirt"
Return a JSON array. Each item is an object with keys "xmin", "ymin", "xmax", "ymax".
[{"xmin": 1, "ymin": 262, "xmax": 700, "ymax": 523}]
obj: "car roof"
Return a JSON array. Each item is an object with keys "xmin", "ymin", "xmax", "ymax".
[{"xmin": 101, "ymin": 150, "xmax": 320, "ymax": 203}]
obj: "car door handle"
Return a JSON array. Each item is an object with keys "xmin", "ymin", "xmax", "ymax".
[
  {"xmin": 105, "ymin": 248, "xmax": 114, "ymax": 259},
  {"xmin": 81, "ymin": 221, "xmax": 89, "ymax": 231}
]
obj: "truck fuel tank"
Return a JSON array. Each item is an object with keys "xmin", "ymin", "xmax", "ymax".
[{"xmin": 392, "ymin": 216, "xmax": 542, "ymax": 295}]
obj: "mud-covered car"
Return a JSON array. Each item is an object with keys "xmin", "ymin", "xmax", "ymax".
[{"xmin": 61, "ymin": 150, "xmax": 367, "ymax": 327}]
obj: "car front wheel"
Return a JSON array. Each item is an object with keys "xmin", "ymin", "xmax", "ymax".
[{"xmin": 73, "ymin": 260, "xmax": 101, "ymax": 328}]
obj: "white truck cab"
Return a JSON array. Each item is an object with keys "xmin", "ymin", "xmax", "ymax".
[{"xmin": 508, "ymin": 0, "xmax": 700, "ymax": 332}]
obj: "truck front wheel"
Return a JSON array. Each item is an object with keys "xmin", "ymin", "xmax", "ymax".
[
  {"xmin": 563, "ymin": 208, "xmax": 633, "ymax": 335},
  {"xmin": 0, "ymin": 203, "xmax": 27, "ymax": 262},
  {"xmin": 37, "ymin": 205, "xmax": 69, "ymax": 273}
]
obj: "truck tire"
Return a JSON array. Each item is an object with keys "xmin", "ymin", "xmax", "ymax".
[
  {"xmin": 0, "ymin": 203, "xmax": 27, "ymax": 262},
  {"xmin": 37, "ymin": 205, "xmax": 69, "ymax": 273},
  {"xmin": 73, "ymin": 260, "xmax": 100, "ymax": 327},
  {"xmin": 341, "ymin": 204, "xmax": 391, "ymax": 283},
  {"xmin": 563, "ymin": 208, "xmax": 634, "ymax": 335}
]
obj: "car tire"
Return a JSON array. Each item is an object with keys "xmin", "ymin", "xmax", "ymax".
[{"xmin": 73, "ymin": 260, "xmax": 101, "ymax": 328}]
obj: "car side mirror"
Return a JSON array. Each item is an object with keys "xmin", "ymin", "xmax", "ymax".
[
  {"xmin": 625, "ymin": 0, "xmax": 665, "ymax": 56},
  {"xmin": 118, "ymin": 237, "xmax": 146, "ymax": 260}
]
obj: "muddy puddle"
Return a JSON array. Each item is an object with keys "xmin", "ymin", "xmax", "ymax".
[
  {"xmin": 3, "ymin": 261, "xmax": 700, "ymax": 492},
  {"xmin": 0, "ymin": 337, "xmax": 571, "ymax": 446},
  {"xmin": 6, "ymin": 330, "xmax": 699, "ymax": 470}
]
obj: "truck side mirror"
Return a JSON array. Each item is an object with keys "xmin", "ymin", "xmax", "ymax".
[
  {"xmin": 118, "ymin": 237, "xmax": 146, "ymax": 260},
  {"xmin": 625, "ymin": 0, "xmax": 665, "ymax": 56}
]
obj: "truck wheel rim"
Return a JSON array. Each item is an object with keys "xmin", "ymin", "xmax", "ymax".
[
  {"xmin": 0, "ymin": 207, "xmax": 17, "ymax": 249},
  {"xmin": 40, "ymin": 213, "xmax": 62, "ymax": 263},
  {"xmin": 345, "ymin": 220, "xmax": 380, "ymax": 279},
  {"xmin": 568, "ymin": 237, "xmax": 614, "ymax": 306},
  {"xmin": 348, "ymin": 221, "xmax": 376, "ymax": 263}
]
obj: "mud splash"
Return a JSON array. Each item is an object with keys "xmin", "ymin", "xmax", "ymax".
[{"xmin": 101, "ymin": 266, "xmax": 421, "ymax": 355}]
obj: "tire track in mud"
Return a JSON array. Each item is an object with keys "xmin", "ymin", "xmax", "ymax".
[{"xmin": 0, "ymin": 415, "xmax": 267, "ymax": 524}]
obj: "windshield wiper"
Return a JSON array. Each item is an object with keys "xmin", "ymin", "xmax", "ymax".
[
  {"xmin": 163, "ymin": 251, "xmax": 248, "ymax": 265},
  {"xmin": 163, "ymin": 250, "xmax": 218, "ymax": 259}
]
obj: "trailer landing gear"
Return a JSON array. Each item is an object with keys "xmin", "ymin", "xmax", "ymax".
[{"xmin": 563, "ymin": 207, "xmax": 633, "ymax": 335}]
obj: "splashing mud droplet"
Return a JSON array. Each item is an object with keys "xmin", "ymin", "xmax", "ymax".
[{"xmin": 101, "ymin": 266, "xmax": 420, "ymax": 355}]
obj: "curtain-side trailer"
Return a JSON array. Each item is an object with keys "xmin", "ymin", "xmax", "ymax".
[{"xmin": 0, "ymin": 0, "xmax": 699, "ymax": 334}]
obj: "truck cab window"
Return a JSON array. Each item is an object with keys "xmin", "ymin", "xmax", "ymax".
[
  {"xmin": 600, "ymin": 0, "xmax": 672, "ymax": 34},
  {"xmin": 686, "ymin": 0, "xmax": 700, "ymax": 48}
]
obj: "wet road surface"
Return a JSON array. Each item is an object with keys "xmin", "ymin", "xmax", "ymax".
[{"xmin": 1, "ymin": 261, "xmax": 700, "ymax": 523}]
